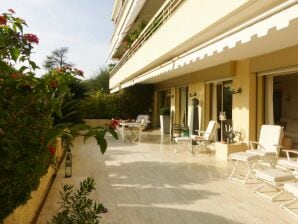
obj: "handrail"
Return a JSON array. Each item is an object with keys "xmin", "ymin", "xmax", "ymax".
[{"xmin": 110, "ymin": 0, "xmax": 186, "ymax": 77}]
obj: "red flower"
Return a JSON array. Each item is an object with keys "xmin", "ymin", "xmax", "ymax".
[
  {"xmin": 10, "ymin": 73, "xmax": 21, "ymax": 79},
  {"xmin": 8, "ymin": 9, "xmax": 15, "ymax": 14},
  {"xmin": 109, "ymin": 119, "xmax": 120, "ymax": 130},
  {"xmin": 23, "ymin": 33, "xmax": 39, "ymax": 44},
  {"xmin": 50, "ymin": 80, "xmax": 58, "ymax": 89},
  {"xmin": 0, "ymin": 16, "xmax": 7, "ymax": 25},
  {"xmin": 48, "ymin": 144, "xmax": 56, "ymax": 155}
]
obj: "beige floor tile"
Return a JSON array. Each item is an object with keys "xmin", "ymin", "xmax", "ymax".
[{"xmin": 37, "ymin": 131, "xmax": 297, "ymax": 224}]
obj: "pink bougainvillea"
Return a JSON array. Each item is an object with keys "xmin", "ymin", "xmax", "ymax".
[
  {"xmin": 0, "ymin": 16, "xmax": 7, "ymax": 25},
  {"xmin": 23, "ymin": 33, "xmax": 39, "ymax": 44},
  {"xmin": 48, "ymin": 144, "xmax": 56, "ymax": 156}
]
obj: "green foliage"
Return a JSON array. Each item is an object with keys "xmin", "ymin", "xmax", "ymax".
[
  {"xmin": 123, "ymin": 21, "xmax": 147, "ymax": 48},
  {"xmin": 82, "ymin": 85, "xmax": 154, "ymax": 120},
  {"xmin": 48, "ymin": 177, "xmax": 106, "ymax": 224},
  {"xmin": 84, "ymin": 68, "xmax": 110, "ymax": 93},
  {"xmin": 0, "ymin": 10, "xmax": 117, "ymax": 222},
  {"xmin": 0, "ymin": 10, "xmax": 54, "ymax": 221},
  {"xmin": 160, "ymin": 107, "xmax": 170, "ymax": 115}
]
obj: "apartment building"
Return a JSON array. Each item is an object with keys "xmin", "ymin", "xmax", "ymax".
[{"xmin": 108, "ymin": 0, "xmax": 298, "ymax": 144}]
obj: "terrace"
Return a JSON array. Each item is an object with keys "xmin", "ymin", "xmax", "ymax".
[{"xmin": 38, "ymin": 129, "xmax": 297, "ymax": 223}]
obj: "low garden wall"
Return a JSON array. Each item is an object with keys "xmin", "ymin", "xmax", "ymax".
[
  {"xmin": 4, "ymin": 167, "xmax": 55, "ymax": 224},
  {"xmin": 84, "ymin": 119, "xmax": 111, "ymax": 127},
  {"xmin": 4, "ymin": 139, "xmax": 63, "ymax": 224}
]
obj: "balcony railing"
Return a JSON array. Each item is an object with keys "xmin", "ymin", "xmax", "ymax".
[{"xmin": 110, "ymin": 0, "xmax": 186, "ymax": 76}]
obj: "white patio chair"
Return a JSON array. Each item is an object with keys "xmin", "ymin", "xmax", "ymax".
[
  {"xmin": 281, "ymin": 182, "xmax": 298, "ymax": 217},
  {"xmin": 191, "ymin": 120, "xmax": 217, "ymax": 155},
  {"xmin": 174, "ymin": 120, "xmax": 217, "ymax": 155},
  {"xmin": 135, "ymin": 114, "xmax": 150, "ymax": 130},
  {"xmin": 246, "ymin": 125, "xmax": 283, "ymax": 167},
  {"xmin": 229, "ymin": 125, "xmax": 283, "ymax": 183},
  {"xmin": 277, "ymin": 149, "xmax": 298, "ymax": 177},
  {"xmin": 252, "ymin": 168, "xmax": 295, "ymax": 201}
]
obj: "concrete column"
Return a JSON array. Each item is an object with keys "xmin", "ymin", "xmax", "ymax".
[{"xmin": 232, "ymin": 59, "xmax": 257, "ymax": 142}]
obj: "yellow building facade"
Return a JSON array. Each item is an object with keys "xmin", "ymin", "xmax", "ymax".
[{"xmin": 108, "ymin": 0, "xmax": 298, "ymax": 144}]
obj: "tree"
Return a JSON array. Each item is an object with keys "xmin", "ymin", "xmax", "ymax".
[
  {"xmin": 84, "ymin": 67, "xmax": 110, "ymax": 93},
  {"xmin": 43, "ymin": 47, "xmax": 74, "ymax": 71}
]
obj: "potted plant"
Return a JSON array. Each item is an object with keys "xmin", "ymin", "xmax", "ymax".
[{"xmin": 160, "ymin": 107, "xmax": 170, "ymax": 134}]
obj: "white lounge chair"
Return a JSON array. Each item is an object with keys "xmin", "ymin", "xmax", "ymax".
[
  {"xmin": 252, "ymin": 168, "xmax": 295, "ymax": 201},
  {"xmin": 277, "ymin": 149, "xmax": 298, "ymax": 177},
  {"xmin": 229, "ymin": 125, "xmax": 283, "ymax": 183},
  {"xmin": 246, "ymin": 125, "xmax": 283, "ymax": 167},
  {"xmin": 281, "ymin": 182, "xmax": 298, "ymax": 217}
]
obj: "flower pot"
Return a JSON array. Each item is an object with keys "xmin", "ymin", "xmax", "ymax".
[{"xmin": 160, "ymin": 115, "xmax": 170, "ymax": 134}]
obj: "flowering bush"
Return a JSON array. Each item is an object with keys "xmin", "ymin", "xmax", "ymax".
[{"xmin": 0, "ymin": 10, "xmax": 117, "ymax": 222}]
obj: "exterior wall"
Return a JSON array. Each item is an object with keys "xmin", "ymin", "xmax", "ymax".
[
  {"xmin": 232, "ymin": 59, "xmax": 257, "ymax": 142},
  {"xmin": 152, "ymin": 46, "xmax": 298, "ymax": 141},
  {"xmin": 250, "ymin": 45, "xmax": 298, "ymax": 73}
]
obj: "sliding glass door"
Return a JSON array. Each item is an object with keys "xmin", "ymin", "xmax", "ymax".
[{"xmin": 211, "ymin": 80, "xmax": 233, "ymax": 141}]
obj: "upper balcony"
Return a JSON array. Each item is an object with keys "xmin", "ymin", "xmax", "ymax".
[
  {"xmin": 109, "ymin": 0, "xmax": 294, "ymax": 91},
  {"xmin": 108, "ymin": 0, "xmax": 166, "ymax": 62}
]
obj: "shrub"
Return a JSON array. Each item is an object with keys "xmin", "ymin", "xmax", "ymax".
[
  {"xmin": 0, "ymin": 10, "xmax": 117, "ymax": 222},
  {"xmin": 160, "ymin": 107, "xmax": 170, "ymax": 116},
  {"xmin": 48, "ymin": 177, "xmax": 106, "ymax": 224},
  {"xmin": 82, "ymin": 85, "xmax": 154, "ymax": 120},
  {"xmin": 0, "ymin": 10, "xmax": 54, "ymax": 221}
]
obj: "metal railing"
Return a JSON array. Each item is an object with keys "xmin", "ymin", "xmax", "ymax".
[{"xmin": 110, "ymin": 0, "xmax": 186, "ymax": 76}]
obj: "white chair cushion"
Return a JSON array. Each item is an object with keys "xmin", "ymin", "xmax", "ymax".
[
  {"xmin": 257, "ymin": 125, "xmax": 282, "ymax": 153},
  {"xmin": 277, "ymin": 159, "xmax": 298, "ymax": 169},
  {"xmin": 246, "ymin": 150, "xmax": 276, "ymax": 157},
  {"xmin": 255, "ymin": 169, "xmax": 295, "ymax": 183},
  {"xmin": 229, "ymin": 152, "xmax": 259, "ymax": 161},
  {"xmin": 284, "ymin": 182, "xmax": 298, "ymax": 197},
  {"xmin": 175, "ymin": 137, "xmax": 191, "ymax": 144},
  {"xmin": 191, "ymin": 135, "xmax": 207, "ymax": 141}
]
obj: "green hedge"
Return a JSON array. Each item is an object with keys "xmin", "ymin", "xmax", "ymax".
[{"xmin": 83, "ymin": 84, "xmax": 154, "ymax": 120}]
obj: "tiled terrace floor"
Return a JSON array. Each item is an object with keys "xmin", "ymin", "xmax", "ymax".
[{"xmin": 38, "ymin": 130, "xmax": 297, "ymax": 224}]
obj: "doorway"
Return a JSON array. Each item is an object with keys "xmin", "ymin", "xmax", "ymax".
[
  {"xmin": 210, "ymin": 80, "xmax": 233, "ymax": 141},
  {"xmin": 264, "ymin": 72, "xmax": 298, "ymax": 146},
  {"xmin": 157, "ymin": 89, "xmax": 171, "ymax": 127}
]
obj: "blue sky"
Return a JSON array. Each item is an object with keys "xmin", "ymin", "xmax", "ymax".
[{"xmin": 0, "ymin": 0, "xmax": 114, "ymax": 79}]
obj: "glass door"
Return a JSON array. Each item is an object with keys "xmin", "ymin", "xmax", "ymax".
[{"xmin": 211, "ymin": 80, "xmax": 233, "ymax": 141}]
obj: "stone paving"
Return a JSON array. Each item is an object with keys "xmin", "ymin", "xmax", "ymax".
[{"xmin": 37, "ymin": 130, "xmax": 297, "ymax": 224}]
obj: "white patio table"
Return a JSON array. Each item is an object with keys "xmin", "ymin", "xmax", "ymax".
[{"xmin": 119, "ymin": 121, "xmax": 143, "ymax": 143}]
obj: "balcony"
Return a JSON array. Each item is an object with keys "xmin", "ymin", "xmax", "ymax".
[{"xmin": 109, "ymin": 0, "xmax": 252, "ymax": 90}]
